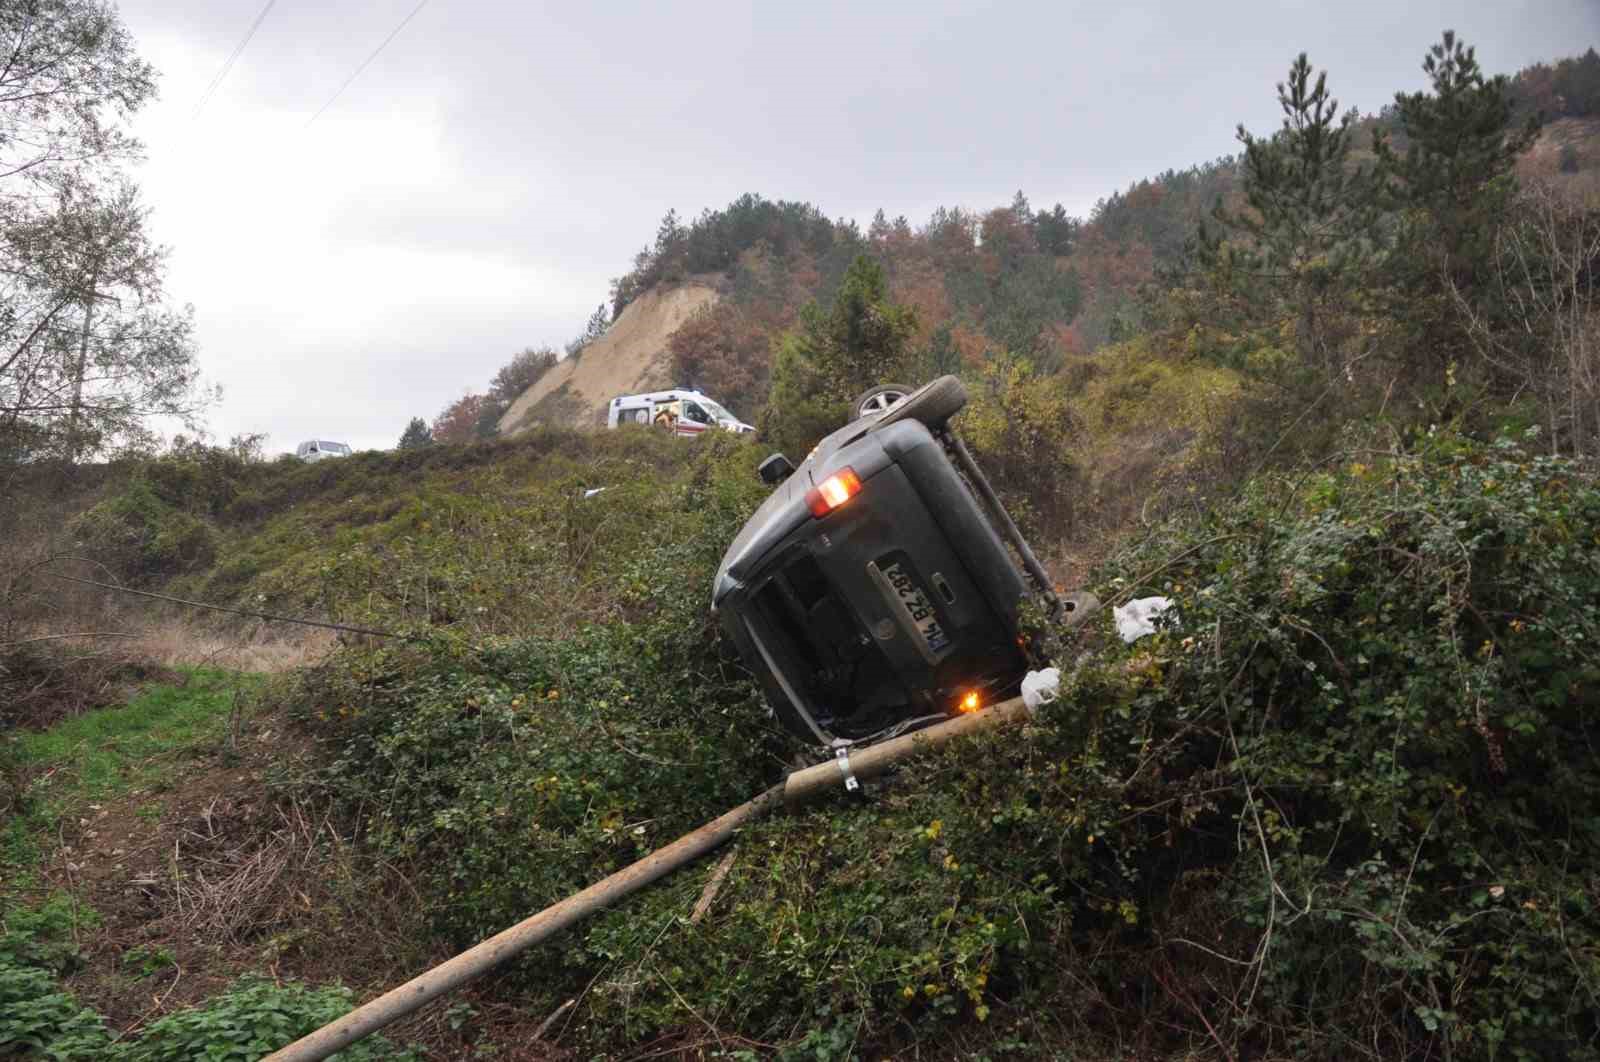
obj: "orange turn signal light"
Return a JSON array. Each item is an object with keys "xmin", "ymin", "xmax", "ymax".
[
  {"xmin": 959, "ymin": 690, "xmax": 982, "ymax": 713},
  {"xmin": 806, "ymin": 467, "xmax": 862, "ymax": 518}
]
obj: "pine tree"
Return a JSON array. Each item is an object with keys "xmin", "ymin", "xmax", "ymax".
[
  {"xmin": 583, "ymin": 303, "xmax": 610, "ymax": 343},
  {"xmin": 397, "ymin": 417, "xmax": 432, "ymax": 450},
  {"xmin": 1377, "ymin": 31, "xmax": 1540, "ymax": 369},
  {"xmin": 763, "ymin": 255, "xmax": 918, "ymax": 455},
  {"xmin": 800, "ymin": 255, "xmax": 918, "ymax": 400},
  {"xmin": 1201, "ymin": 52, "xmax": 1385, "ymax": 379}
]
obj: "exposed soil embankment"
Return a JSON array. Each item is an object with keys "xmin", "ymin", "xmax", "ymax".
[{"xmin": 498, "ymin": 280, "xmax": 719, "ymax": 434}]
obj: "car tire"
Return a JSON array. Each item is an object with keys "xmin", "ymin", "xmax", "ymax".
[
  {"xmin": 868, "ymin": 375, "xmax": 967, "ymax": 432},
  {"xmin": 853, "ymin": 383, "xmax": 914, "ymax": 420}
]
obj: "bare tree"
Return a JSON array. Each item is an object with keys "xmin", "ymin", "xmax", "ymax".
[
  {"xmin": 1454, "ymin": 180, "xmax": 1600, "ymax": 455},
  {"xmin": 0, "ymin": 2, "xmax": 207, "ymax": 469}
]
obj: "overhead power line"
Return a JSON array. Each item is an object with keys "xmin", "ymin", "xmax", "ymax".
[
  {"xmin": 46, "ymin": 570, "xmax": 418, "ymax": 642},
  {"xmin": 191, "ymin": 0, "xmax": 279, "ymax": 119},
  {"xmin": 304, "ymin": 0, "xmax": 432, "ymax": 129}
]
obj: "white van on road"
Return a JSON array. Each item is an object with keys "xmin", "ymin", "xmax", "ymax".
[
  {"xmin": 606, "ymin": 389, "xmax": 755, "ymax": 437},
  {"xmin": 296, "ymin": 439, "xmax": 353, "ymax": 462}
]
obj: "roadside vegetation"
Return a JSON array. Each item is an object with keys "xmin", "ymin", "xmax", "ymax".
[{"xmin": 3, "ymin": 8, "xmax": 1599, "ymax": 1061}]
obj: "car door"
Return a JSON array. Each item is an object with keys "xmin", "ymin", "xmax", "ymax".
[{"xmin": 679, "ymin": 400, "xmax": 711, "ymax": 437}]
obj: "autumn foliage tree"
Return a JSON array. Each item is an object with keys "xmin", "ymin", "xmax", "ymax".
[
  {"xmin": 432, "ymin": 393, "xmax": 488, "ymax": 444},
  {"xmin": 669, "ymin": 302, "xmax": 780, "ymax": 421},
  {"xmin": 489, "ymin": 347, "xmax": 557, "ymax": 406}
]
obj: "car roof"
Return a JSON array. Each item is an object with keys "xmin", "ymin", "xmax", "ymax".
[{"xmin": 613, "ymin": 389, "xmax": 707, "ymax": 403}]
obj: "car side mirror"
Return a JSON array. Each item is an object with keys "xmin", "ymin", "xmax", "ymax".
[{"xmin": 758, "ymin": 453, "xmax": 794, "ymax": 485}]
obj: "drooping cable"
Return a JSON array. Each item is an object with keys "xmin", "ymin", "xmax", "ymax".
[
  {"xmin": 303, "ymin": 0, "xmax": 431, "ymax": 129},
  {"xmin": 191, "ymin": 0, "xmax": 279, "ymax": 119},
  {"xmin": 45, "ymin": 570, "xmax": 418, "ymax": 641}
]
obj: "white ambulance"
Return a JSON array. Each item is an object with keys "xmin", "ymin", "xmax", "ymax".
[{"xmin": 605, "ymin": 389, "xmax": 755, "ymax": 437}]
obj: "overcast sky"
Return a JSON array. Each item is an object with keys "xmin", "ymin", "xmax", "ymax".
[{"xmin": 117, "ymin": 0, "xmax": 1598, "ymax": 453}]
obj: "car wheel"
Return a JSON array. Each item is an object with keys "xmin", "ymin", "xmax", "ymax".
[
  {"xmin": 853, "ymin": 383, "xmax": 914, "ymax": 420},
  {"xmin": 869, "ymin": 375, "xmax": 968, "ymax": 432}
]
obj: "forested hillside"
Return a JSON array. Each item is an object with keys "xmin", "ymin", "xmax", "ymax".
[{"xmin": 484, "ymin": 46, "xmax": 1595, "ymax": 443}]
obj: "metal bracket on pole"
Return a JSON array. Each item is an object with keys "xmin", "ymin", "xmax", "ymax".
[{"xmin": 834, "ymin": 746, "xmax": 860, "ymax": 793}]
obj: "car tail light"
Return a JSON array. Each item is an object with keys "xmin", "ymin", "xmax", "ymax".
[{"xmin": 806, "ymin": 467, "xmax": 861, "ymax": 518}]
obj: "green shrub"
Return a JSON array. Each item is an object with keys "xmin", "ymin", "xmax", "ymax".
[
  {"xmin": 0, "ymin": 903, "xmax": 414, "ymax": 1061},
  {"xmin": 1055, "ymin": 431, "xmax": 1600, "ymax": 1057},
  {"xmin": 0, "ymin": 896, "xmax": 108, "ymax": 1059},
  {"xmin": 1, "ymin": 895, "xmax": 100, "ymax": 974},
  {"xmin": 69, "ymin": 480, "xmax": 217, "ymax": 581},
  {"xmin": 116, "ymin": 978, "xmax": 416, "ymax": 1061},
  {"xmin": 0, "ymin": 958, "xmax": 109, "ymax": 1059},
  {"xmin": 304, "ymin": 624, "xmax": 775, "ymax": 948}
]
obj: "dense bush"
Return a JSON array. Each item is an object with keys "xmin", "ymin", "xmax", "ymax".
[
  {"xmin": 0, "ymin": 895, "xmax": 108, "ymax": 1058},
  {"xmin": 960, "ymin": 356, "xmax": 1085, "ymax": 543},
  {"xmin": 1054, "ymin": 431, "xmax": 1600, "ymax": 1057},
  {"xmin": 301, "ymin": 623, "xmax": 777, "ymax": 949},
  {"xmin": 290, "ymin": 431, "xmax": 779, "ymax": 943}
]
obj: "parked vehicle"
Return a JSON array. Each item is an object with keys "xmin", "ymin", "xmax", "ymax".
[
  {"xmin": 713, "ymin": 376, "xmax": 1071, "ymax": 747},
  {"xmin": 296, "ymin": 439, "xmax": 353, "ymax": 462},
  {"xmin": 607, "ymin": 388, "xmax": 755, "ymax": 436}
]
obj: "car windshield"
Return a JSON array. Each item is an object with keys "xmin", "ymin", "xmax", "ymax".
[
  {"xmin": 320, "ymin": 442, "xmax": 350, "ymax": 454},
  {"xmin": 698, "ymin": 398, "xmax": 736, "ymax": 423}
]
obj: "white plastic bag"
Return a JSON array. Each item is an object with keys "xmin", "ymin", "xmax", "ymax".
[
  {"xmin": 1113, "ymin": 596, "xmax": 1175, "ymax": 643},
  {"xmin": 1021, "ymin": 667, "xmax": 1061, "ymax": 710}
]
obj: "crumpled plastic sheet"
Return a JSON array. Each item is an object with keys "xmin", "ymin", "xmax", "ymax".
[
  {"xmin": 1021, "ymin": 667, "xmax": 1062, "ymax": 710},
  {"xmin": 1112, "ymin": 596, "xmax": 1175, "ymax": 643}
]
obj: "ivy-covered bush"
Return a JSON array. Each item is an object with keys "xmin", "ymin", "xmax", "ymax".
[
  {"xmin": 68, "ymin": 479, "xmax": 219, "ymax": 581},
  {"xmin": 1055, "ymin": 432, "xmax": 1600, "ymax": 1058},
  {"xmin": 292, "ymin": 434, "xmax": 781, "ymax": 951}
]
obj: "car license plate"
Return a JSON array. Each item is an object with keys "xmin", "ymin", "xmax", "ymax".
[{"xmin": 880, "ymin": 561, "xmax": 951, "ymax": 655}]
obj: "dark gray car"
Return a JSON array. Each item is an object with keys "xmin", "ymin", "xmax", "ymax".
[{"xmin": 712, "ymin": 377, "xmax": 1059, "ymax": 746}]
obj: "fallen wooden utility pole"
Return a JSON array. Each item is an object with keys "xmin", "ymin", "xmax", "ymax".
[{"xmin": 263, "ymin": 696, "xmax": 1034, "ymax": 1062}]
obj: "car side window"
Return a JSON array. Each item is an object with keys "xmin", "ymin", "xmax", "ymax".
[{"xmin": 683, "ymin": 402, "xmax": 709, "ymax": 424}]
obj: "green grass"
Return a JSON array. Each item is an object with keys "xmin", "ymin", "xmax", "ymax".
[
  {"xmin": 0, "ymin": 671, "xmax": 423, "ymax": 1061},
  {"xmin": 2, "ymin": 671, "xmax": 251, "ymax": 883}
]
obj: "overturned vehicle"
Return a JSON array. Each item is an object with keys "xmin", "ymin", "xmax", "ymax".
[{"xmin": 713, "ymin": 377, "xmax": 1075, "ymax": 747}]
